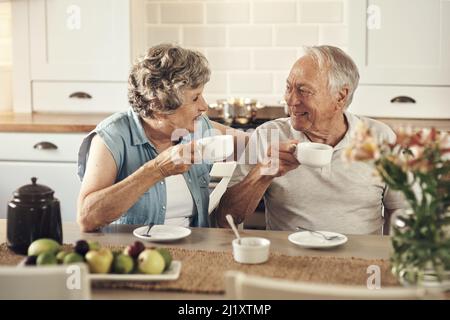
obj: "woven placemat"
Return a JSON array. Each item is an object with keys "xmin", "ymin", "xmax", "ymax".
[{"xmin": 0, "ymin": 243, "xmax": 399, "ymax": 294}]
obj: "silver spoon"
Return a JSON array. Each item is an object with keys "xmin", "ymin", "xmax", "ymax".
[
  {"xmin": 296, "ymin": 226, "xmax": 343, "ymax": 241},
  {"xmin": 226, "ymin": 214, "xmax": 241, "ymax": 245},
  {"xmin": 141, "ymin": 223, "xmax": 155, "ymax": 237}
]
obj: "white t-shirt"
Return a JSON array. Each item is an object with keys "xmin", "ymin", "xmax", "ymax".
[
  {"xmin": 164, "ymin": 174, "xmax": 194, "ymax": 227},
  {"xmin": 229, "ymin": 112, "xmax": 405, "ymax": 235}
]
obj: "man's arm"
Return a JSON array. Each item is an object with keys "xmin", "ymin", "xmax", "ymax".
[
  {"xmin": 215, "ymin": 141, "xmax": 299, "ymax": 227},
  {"xmin": 215, "ymin": 164, "xmax": 273, "ymax": 227},
  {"xmin": 382, "ymin": 186, "xmax": 406, "ymax": 235},
  {"xmin": 383, "ymin": 208, "xmax": 403, "ymax": 235}
]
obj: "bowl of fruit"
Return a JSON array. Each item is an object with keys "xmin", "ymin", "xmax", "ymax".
[{"xmin": 21, "ymin": 238, "xmax": 181, "ymax": 281}]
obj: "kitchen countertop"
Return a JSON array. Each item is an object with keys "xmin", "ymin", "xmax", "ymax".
[
  {"xmin": 1, "ymin": 108, "xmax": 449, "ymax": 133},
  {"xmin": 0, "ymin": 108, "xmax": 278, "ymax": 133},
  {"xmin": 0, "ymin": 112, "xmax": 110, "ymax": 133}
]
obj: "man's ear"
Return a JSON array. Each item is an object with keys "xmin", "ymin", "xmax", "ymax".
[{"xmin": 336, "ymin": 86, "xmax": 350, "ymax": 110}]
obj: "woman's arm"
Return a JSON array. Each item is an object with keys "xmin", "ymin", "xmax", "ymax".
[
  {"xmin": 77, "ymin": 134, "xmax": 165, "ymax": 232},
  {"xmin": 211, "ymin": 121, "xmax": 251, "ymax": 161}
]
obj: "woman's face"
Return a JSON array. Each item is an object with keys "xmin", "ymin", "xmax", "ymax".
[{"xmin": 163, "ymin": 85, "xmax": 208, "ymax": 133}]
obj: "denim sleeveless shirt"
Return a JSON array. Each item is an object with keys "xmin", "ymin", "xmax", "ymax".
[{"xmin": 77, "ymin": 108, "xmax": 214, "ymax": 227}]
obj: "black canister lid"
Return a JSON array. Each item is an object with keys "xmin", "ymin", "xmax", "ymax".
[{"xmin": 13, "ymin": 177, "xmax": 54, "ymax": 202}]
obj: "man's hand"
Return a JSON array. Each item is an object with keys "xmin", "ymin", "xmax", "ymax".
[{"xmin": 260, "ymin": 139, "xmax": 300, "ymax": 177}]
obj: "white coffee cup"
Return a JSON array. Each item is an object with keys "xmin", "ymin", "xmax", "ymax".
[
  {"xmin": 232, "ymin": 237, "xmax": 270, "ymax": 264},
  {"xmin": 296, "ymin": 142, "xmax": 333, "ymax": 168},
  {"xmin": 196, "ymin": 135, "xmax": 234, "ymax": 162}
]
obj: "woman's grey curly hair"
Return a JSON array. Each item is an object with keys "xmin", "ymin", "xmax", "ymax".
[{"xmin": 128, "ymin": 44, "xmax": 211, "ymax": 118}]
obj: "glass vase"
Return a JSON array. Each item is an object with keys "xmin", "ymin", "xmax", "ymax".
[{"xmin": 390, "ymin": 206, "xmax": 450, "ymax": 289}]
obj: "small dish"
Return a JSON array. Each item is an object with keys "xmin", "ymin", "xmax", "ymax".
[
  {"xmin": 232, "ymin": 237, "xmax": 270, "ymax": 264},
  {"xmin": 17, "ymin": 259, "xmax": 182, "ymax": 282},
  {"xmin": 288, "ymin": 231, "xmax": 348, "ymax": 248},
  {"xmin": 133, "ymin": 225, "xmax": 191, "ymax": 242},
  {"xmin": 88, "ymin": 261, "xmax": 182, "ymax": 281}
]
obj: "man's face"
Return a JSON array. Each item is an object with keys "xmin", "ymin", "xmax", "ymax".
[{"xmin": 284, "ymin": 56, "xmax": 338, "ymax": 133}]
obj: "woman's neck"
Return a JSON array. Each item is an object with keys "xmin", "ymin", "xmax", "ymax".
[{"xmin": 141, "ymin": 118, "xmax": 174, "ymax": 151}]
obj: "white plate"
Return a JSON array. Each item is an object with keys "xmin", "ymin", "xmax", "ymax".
[
  {"xmin": 133, "ymin": 225, "xmax": 192, "ymax": 242},
  {"xmin": 288, "ymin": 231, "xmax": 348, "ymax": 248},
  {"xmin": 89, "ymin": 261, "xmax": 181, "ymax": 281}
]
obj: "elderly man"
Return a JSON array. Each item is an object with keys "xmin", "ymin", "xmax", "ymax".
[{"xmin": 215, "ymin": 45, "xmax": 404, "ymax": 235}]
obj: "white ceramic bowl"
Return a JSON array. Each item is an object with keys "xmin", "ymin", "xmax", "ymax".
[
  {"xmin": 196, "ymin": 135, "xmax": 234, "ymax": 162},
  {"xmin": 296, "ymin": 142, "xmax": 333, "ymax": 168},
  {"xmin": 232, "ymin": 237, "xmax": 271, "ymax": 264}
]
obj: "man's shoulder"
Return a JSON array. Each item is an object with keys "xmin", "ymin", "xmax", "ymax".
[{"xmin": 348, "ymin": 112, "xmax": 396, "ymax": 144}]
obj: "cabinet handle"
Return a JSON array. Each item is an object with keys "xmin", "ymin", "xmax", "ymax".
[
  {"xmin": 69, "ymin": 91, "xmax": 92, "ymax": 99},
  {"xmin": 33, "ymin": 141, "xmax": 58, "ymax": 150},
  {"xmin": 390, "ymin": 96, "xmax": 416, "ymax": 103}
]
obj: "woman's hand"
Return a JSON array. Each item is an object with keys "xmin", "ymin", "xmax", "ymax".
[{"xmin": 153, "ymin": 141, "xmax": 199, "ymax": 177}]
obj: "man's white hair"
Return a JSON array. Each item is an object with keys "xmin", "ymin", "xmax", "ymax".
[{"xmin": 303, "ymin": 45, "xmax": 360, "ymax": 109}]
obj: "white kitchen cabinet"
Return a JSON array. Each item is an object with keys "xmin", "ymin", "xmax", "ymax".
[
  {"xmin": 28, "ymin": 0, "xmax": 130, "ymax": 81},
  {"xmin": 11, "ymin": 0, "xmax": 144, "ymax": 113},
  {"xmin": 0, "ymin": 162, "xmax": 80, "ymax": 222},
  {"xmin": 348, "ymin": 0, "xmax": 450, "ymax": 86},
  {"xmin": 347, "ymin": 0, "xmax": 450, "ymax": 119},
  {"xmin": 32, "ymin": 81, "xmax": 128, "ymax": 113},
  {"xmin": 348, "ymin": 85, "xmax": 450, "ymax": 119},
  {"xmin": 0, "ymin": 132, "xmax": 86, "ymax": 222}
]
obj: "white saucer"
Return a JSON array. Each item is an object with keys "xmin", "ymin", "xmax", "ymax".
[
  {"xmin": 133, "ymin": 225, "xmax": 192, "ymax": 242},
  {"xmin": 288, "ymin": 231, "xmax": 348, "ymax": 248}
]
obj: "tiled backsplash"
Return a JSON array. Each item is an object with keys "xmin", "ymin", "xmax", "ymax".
[
  {"xmin": 144, "ymin": 0, "xmax": 348, "ymax": 106},
  {"xmin": 2, "ymin": 1, "xmax": 348, "ymax": 111},
  {"xmin": 0, "ymin": 1, "xmax": 12, "ymax": 111}
]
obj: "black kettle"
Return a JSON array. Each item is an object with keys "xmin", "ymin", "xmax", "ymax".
[{"xmin": 7, "ymin": 177, "xmax": 63, "ymax": 255}]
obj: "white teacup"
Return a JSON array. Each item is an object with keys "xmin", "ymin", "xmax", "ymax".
[
  {"xmin": 196, "ymin": 135, "xmax": 233, "ymax": 162},
  {"xmin": 296, "ymin": 142, "xmax": 333, "ymax": 168},
  {"xmin": 232, "ymin": 237, "xmax": 270, "ymax": 264}
]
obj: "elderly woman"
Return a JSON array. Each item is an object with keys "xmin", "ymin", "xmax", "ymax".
[{"xmin": 77, "ymin": 44, "xmax": 243, "ymax": 232}]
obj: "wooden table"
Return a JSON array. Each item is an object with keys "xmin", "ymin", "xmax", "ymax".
[{"xmin": 0, "ymin": 220, "xmax": 392, "ymax": 300}]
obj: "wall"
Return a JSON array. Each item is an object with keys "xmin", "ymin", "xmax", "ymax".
[
  {"xmin": 143, "ymin": 0, "xmax": 348, "ymax": 106},
  {"xmin": 0, "ymin": 1, "xmax": 12, "ymax": 111}
]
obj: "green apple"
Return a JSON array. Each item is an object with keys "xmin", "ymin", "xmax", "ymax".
[
  {"xmin": 157, "ymin": 248, "xmax": 172, "ymax": 271},
  {"xmin": 85, "ymin": 248, "xmax": 113, "ymax": 273},
  {"xmin": 63, "ymin": 252, "xmax": 85, "ymax": 265},
  {"xmin": 138, "ymin": 249, "xmax": 165, "ymax": 275},
  {"xmin": 56, "ymin": 251, "xmax": 69, "ymax": 264},
  {"xmin": 36, "ymin": 252, "xmax": 57, "ymax": 265},
  {"xmin": 28, "ymin": 239, "xmax": 61, "ymax": 256},
  {"xmin": 112, "ymin": 254, "xmax": 134, "ymax": 274}
]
